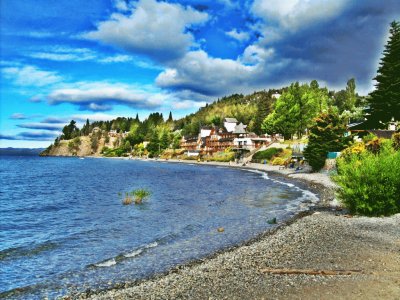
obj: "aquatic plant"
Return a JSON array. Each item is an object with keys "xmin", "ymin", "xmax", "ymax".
[
  {"xmin": 122, "ymin": 192, "xmax": 133, "ymax": 205},
  {"xmin": 133, "ymin": 189, "xmax": 151, "ymax": 204}
]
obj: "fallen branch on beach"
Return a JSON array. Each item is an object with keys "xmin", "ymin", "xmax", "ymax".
[{"xmin": 260, "ymin": 267, "xmax": 362, "ymax": 276}]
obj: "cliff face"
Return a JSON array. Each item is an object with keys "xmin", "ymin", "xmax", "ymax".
[{"xmin": 41, "ymin": 135, "xmax": 120, "ymax": 157}]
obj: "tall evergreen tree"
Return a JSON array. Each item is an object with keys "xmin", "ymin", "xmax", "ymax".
[
  {"xmin": 366, "ymin": 20, "xmax": 400, "ymax": 128},
  {"xmin": 167, "ymin": 111, "xmax": 173, "ymax": 122},
  {"xmin": 254, "ymin": 93, "xmax": 274, "ymax": 135}
]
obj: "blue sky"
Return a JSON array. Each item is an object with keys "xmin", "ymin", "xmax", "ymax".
[{"xmin": 1, "ymin": 0, "xmax": 399, "ymax": 147}]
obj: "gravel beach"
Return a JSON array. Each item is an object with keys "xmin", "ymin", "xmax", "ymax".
[{"xmin": 78, "ymin": 161, "xmax": 400, "ymax": 300}]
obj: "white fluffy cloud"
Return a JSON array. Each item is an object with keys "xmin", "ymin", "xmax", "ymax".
[
  {"xmin": 225, "ymin": 29, "xmax": 250, "ymax": 42},
  {"xmin": 251, "ymin": 0, "xmax": 348, "ymax": 32},
  {"xmin": 2, "ymin": 65, "xmax": 63, "ymax": 87},
  {"xmin": 171, "ymin": 100, "xmax": 207, "ymax": 110},
  {"xmin": 83, "ymin": 0, "xmax": 209, "ymax": 62},
  {"xmin": 47, "ymin": 82, "xmax": 169, "ymax": 111},
  {"xmin": 156, "ymin": 50, "xmax": 262, "ymax": 96}
]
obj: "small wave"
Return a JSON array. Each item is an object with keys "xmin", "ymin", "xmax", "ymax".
[
  {"xmin": 145, "ymin": 241, "xmax": 158, "ymax": 249},
  {"xmin": 124, "ymin": 249, "xmax": 143, "ymax": 258},
  {"xmin": 0, "ymin": 241, "xmax": 58, "ymax": 261},
  {"xmin": 94, "ymin": 258, "xmax": 117, "ymax": 267}
]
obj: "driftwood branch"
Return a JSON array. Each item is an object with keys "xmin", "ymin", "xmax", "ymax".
[{"xmin": 260, "ymin": 268, "xmax": 362, "ymax": 276}]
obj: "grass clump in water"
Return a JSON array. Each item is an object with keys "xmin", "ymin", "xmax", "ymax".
[
  {"xmin": 121, "ymin": 189, "xmax": 152, "ymax": 205},
  {"xmin": 133, "ymin": 189, "xmax": 151, "ymax": 204}
]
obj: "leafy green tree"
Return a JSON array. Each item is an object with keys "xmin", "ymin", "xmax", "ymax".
[
  {"xmin": 124, "ymin": 140, "xmax": 131, "ymax": 152},
  {"xmin": 146, "ymin": 129, "xmax": 160, "ymax": 156},
  {"xmin": 366, "ymin": 21, "xmax": 400, "ymax": 128},
  {"xmin": 304, "ymin": 108, "xmax": 351, "ymax": 171},
  {"xmin": 345, "ymin": 78, "xmax": 357, "ymax": 111},
  {"xmin": 261, "ymin": 82, "xmax": 328, "ymax": 139}
]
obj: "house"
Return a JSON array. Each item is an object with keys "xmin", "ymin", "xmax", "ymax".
[
  {"xmin": 204, "ymin": 127, "xmax": 235, "ymax": 154},
  {"xmin": 180, "ymin": 136, "xmax": 200, "ymax": 152},
  {"xmin": 272, "ymin": 93, "xmax": 281, "ymax": 99},
  {"xmin": 200, "ymin": 126, "xmax": 212, "ymax": 138},
  {"xmin": 109, "ymin": 130, "xmax": 118, "ymax": 137},
  {"xmin": 224, "ymin": 118, "xmax": 238, "ymax": 133}
]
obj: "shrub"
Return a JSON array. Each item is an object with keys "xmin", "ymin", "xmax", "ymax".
[
  {"xmin": 252, "ymin": 148, "xmax": 283, "ymax": 162},
  {"xmin": 334, "ymin": 143, "xmax": 400, "ymax": 216},
  {"xmin": 392, "ymin": 132, "xmax": 400, "ymax": 150},
  {"xmin": 365, "ymin": 137, "xmax": 384, "ymax": 154},
  {"xmin": 339, "ymin": 142, "xmax": 365, "ymax": 162},
  {"xmin": 209, "ymin": 152, "xmax": 235, "ymax": 162},
  {"xmin": 270, "ymin": 157, "xmax": 287, "ymax": 165}
]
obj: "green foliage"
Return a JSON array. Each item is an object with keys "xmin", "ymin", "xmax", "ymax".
[
  {"xmin": 67, "ymin": 137, "xmax": 81, "ymax": 154},
  {"xmin": 206, "ymin": 152, "xmax": 235, "ymax": 162},
  {"xmin": 366, "ymin": 20, "xmax": 400, "ymax": 128},
  {"xmin": 270, "ymin": 157, "xmax": 287, "ymax": 165},
  {"xmin": 392, "ymin": 132, "xmax": 400, "ymax": 150},
  {"xmin": 262, "ymin": 81, "xmax": 328, "ymax": 139},
  {"xmin": 333, "ymin": 78, "xmax": 357, "ymax": 114},
  {"xmin": 252, "ymin": 148, "xmax": 283, "ymax": 162},
  {"xmin": 91, "ymin": 136, "xmax": 99, "ymax": 152},
  {"xmin": 334, "ymin": 142, "xmax": 400, "ymax": 216},
  {"xmin": 304, "ymin": 109, "xmax": 351, "ymax": 171},
  {"xmin": 133, "ymin": 189, "xmax": 151, "ymax": 204},
  {"xmin": 61, "ymin": 120, "xmax": 79, "ymax": 140},
  {"xmin": 102, "ymin": 147, "xmax": 125, "ymax": 157}
]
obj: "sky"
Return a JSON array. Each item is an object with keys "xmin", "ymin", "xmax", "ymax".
[{"xmin": 1, "ymin": 0, "xmax": 399, "ymax": 148}]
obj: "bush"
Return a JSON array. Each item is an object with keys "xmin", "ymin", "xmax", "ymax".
[
  {"xmin": 252, "ymin": 148, "xmax": 283, "ymax": 162},
  {"xmin": 208, "ymin": 152, "xmax": 235, "ymax": 162},
  {"xmin": 102, "ymin": 147, "xmax": 125, "ymax": 157},
  {"xmin": 392, "ymin": 132, "xmax": 400, "ymax": 150},
  {"xmin": 270, "ymin": 157, "xmax": 287, "ymax": 165},
  {"xmin": 334, "ymin": 143, "xmax": 400, "ymax": 216}
]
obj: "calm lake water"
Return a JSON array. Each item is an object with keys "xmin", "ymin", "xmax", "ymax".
[{"xmin": 0, "ymin": 156, "xmax": 318, "ymax": 299}]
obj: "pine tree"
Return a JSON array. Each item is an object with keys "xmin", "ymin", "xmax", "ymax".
[
  {"xmin": 366, "ymin": 20, "xmax": 400, "ymax": 128},
  {"xmin": 304, "ymin": 109, "xmax": 351, "ymax": 171},
  {"xmin": 167, "ymin": 111, "xmax": 173, "ymax": 122},
  {"xmin": 254, "ymin": 93, "xmax": 273, "ymax": 135}
]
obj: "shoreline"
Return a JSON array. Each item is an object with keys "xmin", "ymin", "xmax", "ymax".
[{"xmin": 70, "ymin": 158, "xmax": 395, "ymax": 299}]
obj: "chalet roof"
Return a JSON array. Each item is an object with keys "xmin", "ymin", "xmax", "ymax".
[
  {"xmin": 183, "ymin": 136, "xmax": 198, "ymax": 142},
  {"xmin": 367, "ymin": 130, "xmax": 396, "ymax": 139},
  {"xmin": 233, "ymin": 123, "xmax": 247, "ymax": 134},
  {"xmin": 224, "ymin": 118, "xmax": 238, "ymax": 123}
]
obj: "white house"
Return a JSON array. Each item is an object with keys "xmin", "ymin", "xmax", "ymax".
[
  {"xmin": 224, "ymin": 118, "xmax": 238, "ymax": 133},
  {"xmin": 272, "ymin": 93, "xmax": 281, "ymax": 99},
  {"xmin": 200, "ymin": 127, "xmax": 212, "ymax": 138}
]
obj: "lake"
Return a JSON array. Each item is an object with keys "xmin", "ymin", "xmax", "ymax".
[{"xmin": 0, "ymin": 156, "xmax": 318, "ymax": 299}]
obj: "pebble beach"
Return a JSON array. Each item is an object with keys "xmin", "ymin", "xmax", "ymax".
[{"xmin": 77, "ymin": 160, "xmax": 400, "ymax": 299}]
